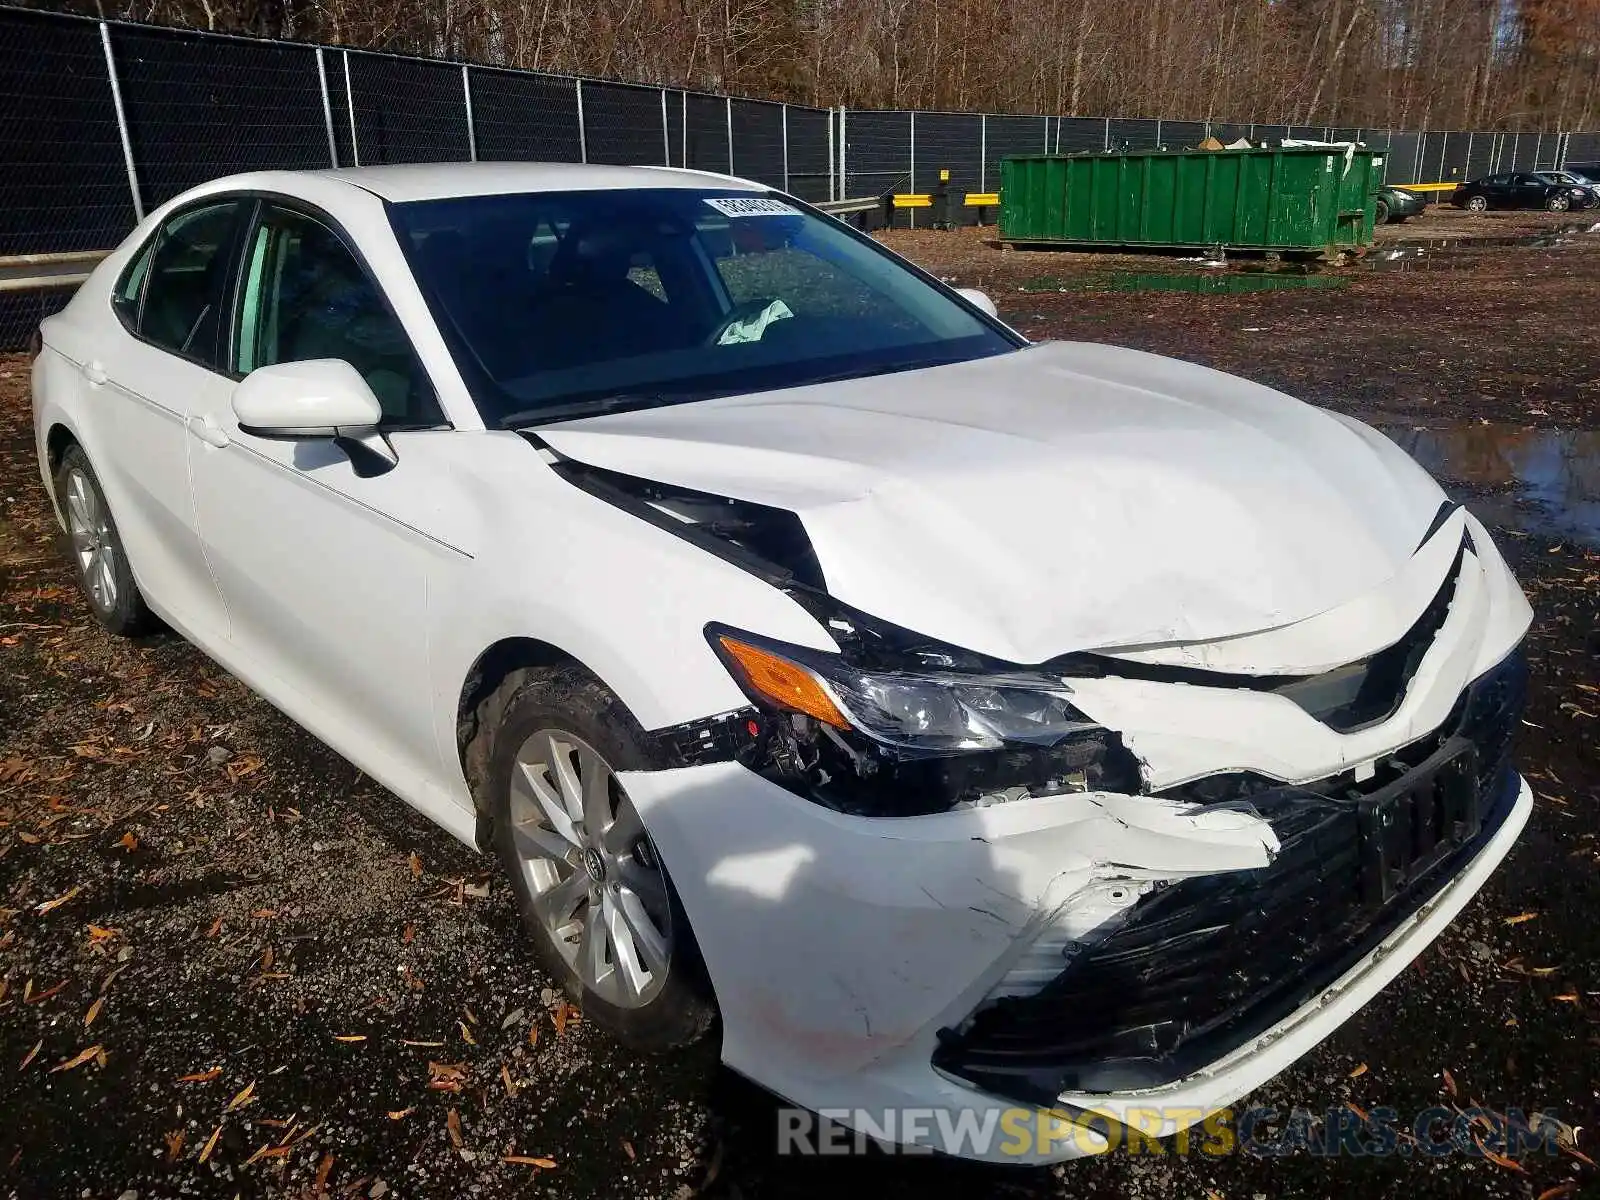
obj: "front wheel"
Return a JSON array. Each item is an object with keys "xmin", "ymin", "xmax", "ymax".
[
  {"xmin": 1466, "ymin": 195, "xmax": 1489, "ymax": 213},
  {"xmin": 472, "ymin": 666, "xmax": 717, "ymax": 1049},
  {"xmin": 1546, "ymin": 193, "xmax": 1571, "ymax": 212}
]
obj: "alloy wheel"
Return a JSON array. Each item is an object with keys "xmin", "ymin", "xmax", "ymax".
[
  {"xmin": 64, "ymin": 467, "xmax": 117, "ymax": 612},
  {"xmin": 507, "ymin": 729, "xmax": 673, "ymax": 1007}
]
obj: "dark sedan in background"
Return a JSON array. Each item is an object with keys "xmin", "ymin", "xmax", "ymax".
[{"xmin": 1451, "ymin": 171, "xmax": 1598, "ymax": 212}]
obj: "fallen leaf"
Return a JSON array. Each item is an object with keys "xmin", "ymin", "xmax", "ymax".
[
  {"xmin": 527, "ymin": 1023, "xmax": 539, "ymax": 1050},
  {"xmin": 176, "ymin": 1066, "xmax": 222, "ymax": 1083},
  {"xmin": 26, "ymin": 979, "xmax": 68, "ymax": 1005},
  {"xmin": 164, "ymin": 1129, "xmax": 186, "ymax": 1162},
  {"xmin": 1472, "ymin": 1132, "xmax": 1527, "ymax": 1173},
  {"xmin": 387, "ymin": 1106, "xmax": 415, "ymax": 1120},
  {"xmin": 402, "ymin": 923, "xmax": 415, "ymax": 944},
  {"xmin": 1348, "ymin": 1062, "xmax": 1368, "ymax": 1079},
  {"xmin": 205, "ymin": 916, "xmax": 223, "ymax": 938},
  {"xmin": 408, "ymin": 852, "xmax": 423, "ymax": 878},
  {"xmin": 84, "ymin": 997, "xmax": 104, "ymax": 1028},
  {"xmin": 316, "ymin": 1153, "xmax": 335, "ymax": 1192},
  {"xmin": 224, "ymin": 1079, "xmax": 257, "ymax": 1112},
  {"xmin": 18, "ymin": 1041, "xmax": 42, "ymax": 1071},
  {"xmin": 49, "ymin": 1045, "xmax": 103, "ymax": 1073},
  {"xmin": 16, "ymin": 831, "xmax": 41, "ymax": 845},
  {"xmin": 35, "ymin": 886, "xmax": 82, "ymax": 915},
  {"xmin": 458, "ymin": 1020, "xmax": 477, "ymax": 1046},
  {"xmin": 1536, "ymin": 1184, "xmax": 1579, "ymax": 1200},
  {"xmin": 427, "ymin": 1060, "xmax": 466, "ymax": 1092},
  {"xmin": 332, "ymin": 1034, "xmax": 367, "ymax": 1043},
  {"xmin": 86, "ymin": 924, "xmax": 118, "ymax": 944},
  {"xmin": 1504, "ymin": 912, "xmax": 1539, "ymax": 926},
  {"xmin": 198, "ymin": 1124, "xmax": 222, "ymax": 1164},
  {"xmin": 250, "ymin": 909, "xmax": 277, "ymax": 920},
  {"xmin": 501, "ymin": 1063, "xmax": 516, "ymax": 1098},
  {"xmin": 622, "ymin": 1140, "xmax": 635, "ymax": 1160},
  {"xmin": 503, "ymin": 1155, "xmax": 558, "ymax": 1168},
  {"xmin": 118, "ymin": 832, "xmax": 138, "ymax": 851},
  {"xmin": 1552, "ymin": 993, "xmax": 1580, "ymax": 1003},
  {"xmin": 1442, "ymin": 1068, "xmax": 1458, "ymax": 1097},
  {"xmin": 446, "ymin": 1107, "xmax": 463, "ymax": 1149},
  {"xmin": 400, "ymin": 1039, "xmax": 444, "ymax": 1047},
  {"xmin": 244, "ymin": 1142, "xmax": 291, "ymax": 1165}
]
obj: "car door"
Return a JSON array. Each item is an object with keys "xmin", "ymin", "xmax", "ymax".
[
  {"xmin": 1509, "ymin": 173, "xmax": 1546, "ymax": 208},
  {"xmin": 92, "ymin": 198, "xmax": 249, "ymax": 639},
  {"xmin": 185, "ymin": 198, "xmax": 464, "ymax": 790}
]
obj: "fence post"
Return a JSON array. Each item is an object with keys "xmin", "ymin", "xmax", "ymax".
[
  {"xmin": 98, "ymin": 22, "xmax": 143, "ymax": 221},
  {"xmin": 826, "ymin": 107, "xmax": 836, "ymax": 199},
  {"xmin": 681, "ymin": 92, "xmax": 688, "ymax": 168},
  {"xmin": 660, "ymin": 89, "xmax": 670, "ymax": 166},
  {"xmin": 781, "ymin": 103, "xmax": 790, "ymax": 192},
  {"xmin": 461, "ymin": 65, "xmax": 477, "ymax": 162},
  {"xmin": 1104, "ymin": 117, "xmax": 1111, "ymax": 150},
  {"xmin": 908, "ymin": 110, "xmax": 917, "ymax": 227},
  {"xmin": 575, "ymin": 79, "xmax": 587, "ymax": 163},
  {"xmin": 839, "ymin": 107, "xmax": 848, "ymax": 199},
  {"xmin": 315, "ymin": 48, "xmax": 338, "ymax": 166},
  {"xmin": 1155, "ymin": 117, "xmax": 1162, "ymax": 147},
  {"xmin": 343, "ymin": 50, "xmax": 360, "ymax": 166},
  {"xmin": 979, "ymin": 114, "xmax": 988, "ymax": 190},
  {"xmin": 725, "ymin": 96, "xmax": 734, "ymax": 172}
]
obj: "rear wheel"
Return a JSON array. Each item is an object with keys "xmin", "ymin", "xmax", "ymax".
[
  {"xmin": 472, "ymin": 666, "xmax": 716, "ymax": 1049},
  {"xmin": 1374, "ymin": 198, "xmax": 1391, "ymax": 225},
  {"xmin": 1546, "ymin": 193, "xmax": 1571, "ymax": 212},
  {"xmin": 1466, "ymin": 195, "xmax": 1489, "ymax": 213},
  {"xmin": 53, "ymin": 446, "xmax": 157, "ymax": 637}
]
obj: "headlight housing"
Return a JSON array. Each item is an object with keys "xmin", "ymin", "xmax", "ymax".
[{"xmin": 708, "ymin": 625, "xmax": 1143, "ymax": 815}]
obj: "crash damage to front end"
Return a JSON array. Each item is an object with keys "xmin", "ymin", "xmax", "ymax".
[{"xmin": 532, "ymin": 342, "xmax": 1535, "ymax": 1162}]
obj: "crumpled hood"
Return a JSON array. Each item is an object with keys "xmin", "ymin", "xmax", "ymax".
[{"xmin": 536, "ymin": 341, "xmax": 1447, "ymax": 663}]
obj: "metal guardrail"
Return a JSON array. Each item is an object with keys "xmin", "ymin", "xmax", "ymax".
[
  {"xmin": 0, "ymin": 250, "xmax": 109, "ymax": 294},
  {"xmin": 815, "ymin": 196, "xmax": 880, "ymax": 216}
]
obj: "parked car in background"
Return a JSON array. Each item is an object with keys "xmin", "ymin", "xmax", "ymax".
[
  {"xmin": 1375, "ymin": 185, "xmax": 1426, "ymax": 224},
  {"xmin": 1562, "ymin": 162, "xmax": 1600, "ymax": 181},
  {"xmin": 31, "ymin": 163, "xmax": 1535, "ymax": 1163},
  {"xmin": 1451, "ymin": 171, "xmax": 1598, "ymax": 212}
]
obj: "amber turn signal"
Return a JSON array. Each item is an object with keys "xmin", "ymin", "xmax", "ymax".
[{"xmin": 717, "ymin": 636, "xmax": 850, "ymax": 729}]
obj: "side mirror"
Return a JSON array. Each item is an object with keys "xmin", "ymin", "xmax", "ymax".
[
  {"xmin": 955, "ymin": 287, "xmax": 999, "ymax": 319},
  {"xmin": 233, "ymin": 359, "xmax": 396, "ymax": 477}
]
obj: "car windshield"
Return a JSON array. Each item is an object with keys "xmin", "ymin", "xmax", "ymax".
[{"xmin": 391, "ymin": 188, "xmax": 1019, "ymax": 426}]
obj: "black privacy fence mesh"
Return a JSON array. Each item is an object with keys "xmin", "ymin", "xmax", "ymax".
[{"xmin": 3, "ymin": 2, "xmax": 1598, "ymax": 346}]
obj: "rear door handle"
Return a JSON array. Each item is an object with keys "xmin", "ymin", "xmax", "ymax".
[
  {"xmin": 83, "ymin": 361, "xmax": 107, "ymax": 386},
  {"xmin": 186, "ymin": 415, "xmax": 230, "ymax": 448}
]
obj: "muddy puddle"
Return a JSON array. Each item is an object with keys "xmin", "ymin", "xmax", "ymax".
[
  {"xmin": 1021, "ymin": 271, "xmax": 1346, "ymax": 293},
  {"xmin": 1378, "ymin": 421, "xmax": 1600, "ymax": 546}
]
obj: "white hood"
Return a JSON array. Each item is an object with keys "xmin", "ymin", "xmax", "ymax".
[{"xmin": 537, "ymin": 341, "xmax": 1447, "ymax": 663}]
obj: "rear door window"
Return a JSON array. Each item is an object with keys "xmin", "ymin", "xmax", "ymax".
[{"xmin": 131, "ymin": 200, "xmax": 247, "ymax": 367}]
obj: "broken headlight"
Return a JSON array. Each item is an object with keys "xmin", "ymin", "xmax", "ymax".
[
  {"xmin": 716, "ymin": 630, "xmax": 1095, "ymax": 750},
  {"xmin": 708, "ymin": 625, "xmax": 1142, "ymax": 815}
]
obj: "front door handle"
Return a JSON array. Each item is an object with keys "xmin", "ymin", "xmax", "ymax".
[
  {"xmin": 186, "ymin": 415, "xmax": 230, "ymax": 449},
  {"xmin": 83, "ymin": 361, "xmax": 108, "ymax": 386}
]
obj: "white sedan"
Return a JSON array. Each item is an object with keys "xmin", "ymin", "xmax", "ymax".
[{"xmin": 32, "ymin": 163, "xmax": 1532, "ymax": 1161}]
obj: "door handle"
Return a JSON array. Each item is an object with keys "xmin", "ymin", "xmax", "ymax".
[
  {"xmin": 83, "ymin": 361, "xmax": 108, "ymax": 386},
  {"xmin": 186, "ymin": 415, "xmax": 230, "ymax": 448}
]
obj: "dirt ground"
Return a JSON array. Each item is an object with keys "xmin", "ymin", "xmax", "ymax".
[{"xmin": 1, "ymin": 206, "xmax": 1598, "ymax": 1200}]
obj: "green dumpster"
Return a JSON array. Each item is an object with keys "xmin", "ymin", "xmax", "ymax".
[{"xmin": 999, "ymin": 147, "xmax": 1382, "ymax": 255}]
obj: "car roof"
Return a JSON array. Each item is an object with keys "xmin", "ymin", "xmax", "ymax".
[{"xmin": 317, "ymin": 161, "xmax": 769, "ymax": 203}]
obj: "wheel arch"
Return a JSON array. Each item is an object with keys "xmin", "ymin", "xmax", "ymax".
[
  {"xmin": 455, "ymin": 636, "xmax": 601, "ymax": 838},
  {"xmin": 45, "ymin": 422, "xmax": 79, "ymax": 473}
]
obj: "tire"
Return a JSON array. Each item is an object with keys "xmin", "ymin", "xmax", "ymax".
[
  {"xmin": 470, "ymin": 665, "xmax": 716, "ymax": 1049},
  {"xmin": 1546, "ymin": 193, "xmax": 1571, "ymax": 213},
  {"xmin": 1466, "ymin": 195, "xmax": 1489, "ymax": 213},
  {"xmin": 1374, "ymin": 198, "xmax": 1390, "ymax": 225},
  {"xmin": 53, "ymin": 445, "xmax": 158, "ymax": 637}
]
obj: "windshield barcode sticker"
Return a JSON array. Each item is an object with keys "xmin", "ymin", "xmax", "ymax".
[{"xmin": 704, "ymin": 197, "xmax": 797, "ymax": 218}]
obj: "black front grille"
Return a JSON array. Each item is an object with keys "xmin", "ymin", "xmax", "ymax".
[{"xmin": 932, "ymin": 648, "xmax": 1528, "ymax": 1105}]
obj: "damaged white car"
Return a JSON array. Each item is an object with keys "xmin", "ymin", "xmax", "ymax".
[{"xmin": 33, "ymin": 164, "xmax": 1532, "ymax": 1161}]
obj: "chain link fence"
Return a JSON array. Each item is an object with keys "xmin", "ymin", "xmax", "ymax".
[{"xmin": 2, "ymin": 3, "xmax": 1596, "ymax": 347}]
